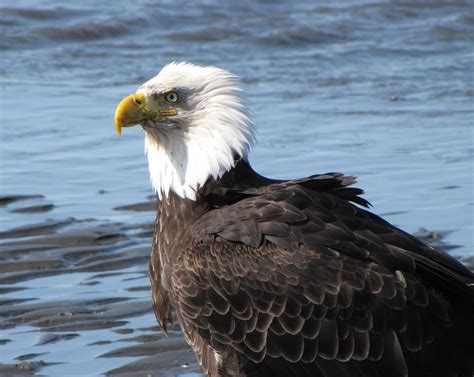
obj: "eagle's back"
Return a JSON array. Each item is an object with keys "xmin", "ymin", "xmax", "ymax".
[{"xmin": 151, "ymin": 160, "xmax": 474, "ymax": 377}]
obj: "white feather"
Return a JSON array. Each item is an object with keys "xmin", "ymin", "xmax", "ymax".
[{"xmin": 140, "ymin": 62, "xmax": 255, "ymax": 200}]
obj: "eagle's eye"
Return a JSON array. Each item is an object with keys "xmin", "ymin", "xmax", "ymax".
[
  {"xmin": 133, "ymin": 97, "xmax": 143, "ymax": 106},
  {"xmin": 165, "ymin": 92, "xmax": 179, "ymax": 104}
]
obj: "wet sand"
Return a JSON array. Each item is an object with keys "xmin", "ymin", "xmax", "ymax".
[
  {"xmin": 0, "ymin": 194, "xmax": 471, "ymax": 376},
  {"xmin": 0, "ymin": 195, "xmax": 200, "ymax": 376}
]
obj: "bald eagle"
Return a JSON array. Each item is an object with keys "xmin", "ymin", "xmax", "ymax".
[{"xmin": 114, "ymin": 62, "xmax": 474, "ymax": 377}]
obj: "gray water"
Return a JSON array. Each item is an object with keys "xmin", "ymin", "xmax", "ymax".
[{"xmin": 0, "ymin": 1, "xmax": 473, "ymax": 376}]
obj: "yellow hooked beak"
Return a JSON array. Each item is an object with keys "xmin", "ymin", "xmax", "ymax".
[{"xmin": 114, "ymin": 93, "xmax": 146, "ymax": 136}]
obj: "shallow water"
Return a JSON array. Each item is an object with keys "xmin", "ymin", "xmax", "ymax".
[{"xmin": 1, "ymin": 1, "xmax": 473, "ymax": 376}]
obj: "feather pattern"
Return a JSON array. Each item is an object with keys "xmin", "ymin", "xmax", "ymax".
[{"xmin": 150, "ymin": 159, "xmax": 474, "ymax": 377}]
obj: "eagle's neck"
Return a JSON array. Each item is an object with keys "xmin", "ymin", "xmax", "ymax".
[
  {"xmin": 145, "ymin": 132, "xmax": 252, "ymax": 201},
  {"xmin": 156, "ymin": 191, "xmax": 205, "ymax": 254}
]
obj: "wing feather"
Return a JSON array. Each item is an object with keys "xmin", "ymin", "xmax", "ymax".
[{"xmin": 160, "ymin": 172, "xmax": 473, "ymax": 375}]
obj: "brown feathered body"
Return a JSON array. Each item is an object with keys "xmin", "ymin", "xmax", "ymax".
[{"xmin": 149, "ymin": 159, "xmax": 474, "ymax": 377}]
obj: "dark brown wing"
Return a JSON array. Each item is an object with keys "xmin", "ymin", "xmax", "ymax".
[
  {"xmin": 173, "ymin": 181, "xmax": 474, "ymax": 377},
  {"xmin": 200, "ymin": 181, "xmax": 473, "ymax": 298}
]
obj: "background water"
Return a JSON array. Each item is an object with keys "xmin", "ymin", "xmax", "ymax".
[{"xmin": 0, "ymin": 1, "xmax": 473, "ymax": 376}]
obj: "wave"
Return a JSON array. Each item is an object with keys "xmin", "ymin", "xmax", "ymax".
[
  {"xmin": 0, "ymin": 6, "xmax": 87, "ymax": 20},
  {"xmin": 257, "ymin": 26, "xmax": 346, "ymax": 46},
  {"xmin": 36, "ymin": 22, "xmax": 127, "ymax": 42}
]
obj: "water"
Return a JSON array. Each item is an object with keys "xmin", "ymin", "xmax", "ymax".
[{"xmin": 0, "ymin": 1, "xmax": 473, "ymax": 375}]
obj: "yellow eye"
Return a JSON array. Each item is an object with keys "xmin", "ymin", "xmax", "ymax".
[{"xmin": 165, "ymin": 92, "xmax": 179, "ymax": 104}]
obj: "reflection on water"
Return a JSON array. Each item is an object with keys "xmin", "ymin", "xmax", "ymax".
[{"xmin": 1, "ymin": 0, "xmax": 473, "ymax": 375}]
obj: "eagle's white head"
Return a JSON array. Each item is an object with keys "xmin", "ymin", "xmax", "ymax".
[{"xmin": 114, "ymin": 62, "xmax": 255, "ymax": 200}]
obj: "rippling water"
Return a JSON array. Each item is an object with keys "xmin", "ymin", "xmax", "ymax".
[{"xmin": 1, "ymin": 1, "xmax": 473, "ymax": 375}]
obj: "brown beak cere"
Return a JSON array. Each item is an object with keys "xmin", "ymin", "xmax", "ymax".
[{"xmin": 114, "ymin": 93, "xmax": 146, "ymax": 136}]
